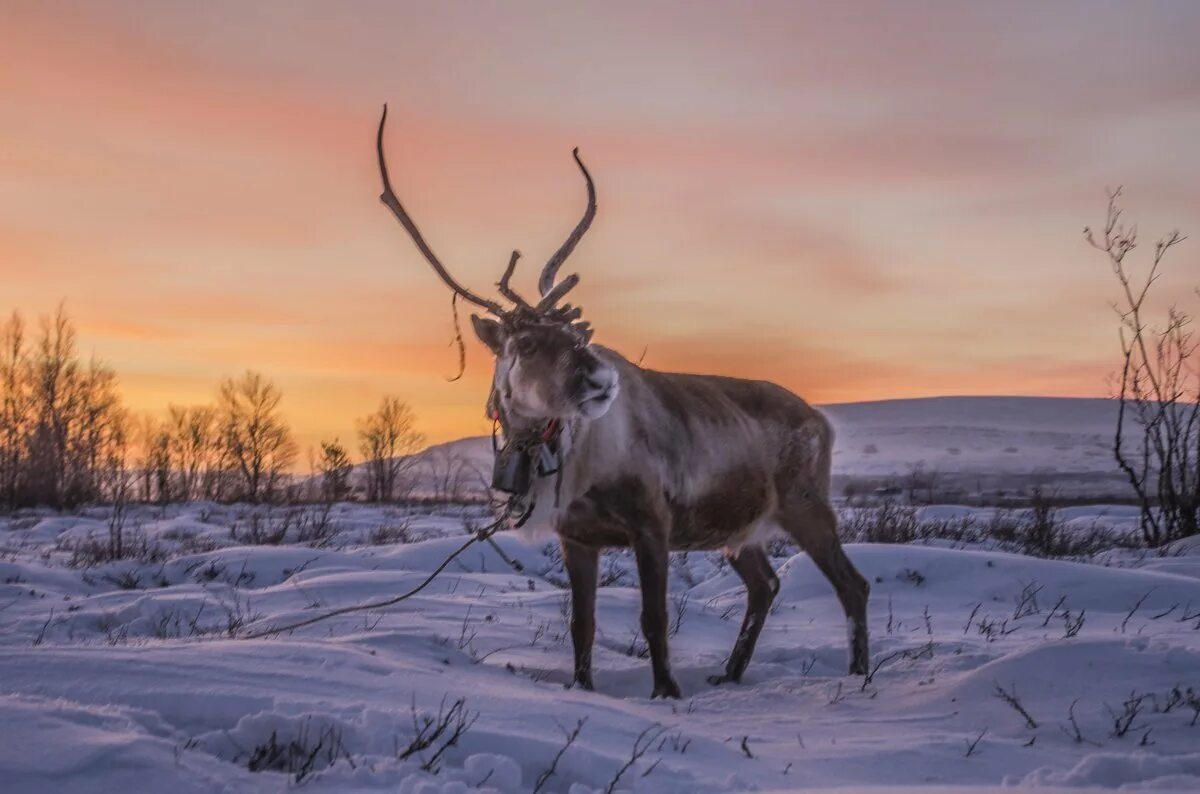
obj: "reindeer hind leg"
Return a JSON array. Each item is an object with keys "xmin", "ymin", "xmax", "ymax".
[
  {"xmin": 777, "ymin": 499, "xmax": 870, "ymax": 675},
  {"xmin": 708, "ymin": 543, "xmax": 778, "ymax": 685}
]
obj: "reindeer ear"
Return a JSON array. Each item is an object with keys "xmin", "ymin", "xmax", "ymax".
[{"xmin": 471, "ymin": 315, "xmax": 505, "ymax": 354}]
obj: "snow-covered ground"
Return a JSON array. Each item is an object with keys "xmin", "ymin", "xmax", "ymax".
[{"xmin": 2, "ymin": 503, "xmax": 1199, "ymax": 792}]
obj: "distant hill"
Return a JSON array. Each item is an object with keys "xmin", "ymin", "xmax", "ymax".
[
  {"xmin": 386, "ymin": 396, "xmax": 1134, "ymax": 501},
  {"xmin": 823, "ymin": 395, "xmax": 1124, "ymax": 475},
  {"xmin": 342, "ymin": 436, "xmax": 494, "ymax": 502}
]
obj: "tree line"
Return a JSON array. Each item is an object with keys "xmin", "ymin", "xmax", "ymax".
[{"xmin": 0, "ymin": 306, "xmax": 426, "ymax": 509}]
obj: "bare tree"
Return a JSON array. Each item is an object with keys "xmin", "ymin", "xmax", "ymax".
[
  {"xmin": 67, "ymin": 361, "xmax": 126, "ymax": 503},
  {"xmin": 1086, "ymin": 188, "xmax": 1198, "ymax": 545},
  {"xmin": 10, "ymin": 306, "xmax": 129, "ymax": 508},
  {"xmin": 22, "ymin": 306, "xmax": 81, "ymax": 505},
  {"xmin": 217, "ymin": 371, "xmax": 297, "ymax": 503},
  {"xmin": 317, "ymin": 439, "xmax": 354, "ymax": 503},
  {"xmin": 137, "ymin": 414, "xmax": 173, "ymax": 503},
  {"xmin": 0, "ymin": 312, "xmax": 29, "ymax": 509},
  {"xmin": 167, "ymin": 405, "xmax": 220, "ymax": 500},
  {"xmin": 903, "ymin": 461, "xmax": 941, "ymax": 505},
  {"xmin": 357, "ymin": 397, "xmax": 423, "ymax": 502},
  {"xmin": 426, "ymin": 446, "xmax": 474, "ymax": 503},
  {"xmin": 98, "ymin": 412, "xmax": 134, "ymax": 542}
]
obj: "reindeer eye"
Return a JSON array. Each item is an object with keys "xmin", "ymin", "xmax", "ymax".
[{"xmin": 515, "ymin": 336, "xmax": 538, "ymax": 357}]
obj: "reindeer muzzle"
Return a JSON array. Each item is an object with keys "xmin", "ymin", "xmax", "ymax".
[{"xmin": 491, "ymin": 420, "xmax": 562, "ymax": 497}]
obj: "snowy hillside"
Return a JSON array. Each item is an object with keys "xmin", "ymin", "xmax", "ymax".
[
  {"xmin": 3, "ymin": 503, "xmax": 1199, "ymax": 792},
  {"xmin": 403, "ymin": 437, "xmax": 495, "ymax": 500},
  {"xmin": 403, "ymin": 397, "xmax": 1134, "ymax": 501},
  {"xmin": 823, "ymin": 396, "xmax": 1122, "ymax": 474}
]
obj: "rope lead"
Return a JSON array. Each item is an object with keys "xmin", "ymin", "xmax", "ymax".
[{"xmin": 239, "ymin": 511, "xmax": 513, "ymax": 640}]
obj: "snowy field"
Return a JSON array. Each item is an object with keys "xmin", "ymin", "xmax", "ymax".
[{"xmin": 2, "ymin": 502, "xmax": 1199, "ymax": 792}]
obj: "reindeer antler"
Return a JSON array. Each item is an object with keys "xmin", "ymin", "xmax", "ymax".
[
  {"xmin": 496, "ymin": 250, "xmax": 534, "ymax": 310},
  {"xmin": 376, "ymin": 104, "xmax": 507, "ymax": 316},
  {"xmin": 376, "ymin": 105, "xmax": 597, "ymax": 335},
  {"xmin": 537, "ymin": 148, "xmax": 596, "ymax": 309}
]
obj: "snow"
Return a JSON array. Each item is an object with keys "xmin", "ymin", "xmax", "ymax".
[
  {"xmin": 2, "ymin": 500, "xmax": 1199, "ymax": 792},
  {"xmin": 822, "ymin": 396, "xmax": 1126, "ymax": 473}
]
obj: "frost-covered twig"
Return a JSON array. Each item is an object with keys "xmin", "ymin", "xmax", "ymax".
[
  {"xmin": 1151, "ymin": 603, "xmax": 1179, "ymax": 620},
  {"xmin": 976, "ymin": 614, "xmax": 1018, "ymax": 641},
  {"xmin": 1164, "ymin": 686, "xmax": 1200, "ymax": 726},
  {"xmin": 964, "ymin": 728, "xmax": 987, "ymax": 757},
  {"xmin": 1060, "ymin": 699, "xmax": 1100, "ymax": 746},
  {"xmin": 532, "ymin": 718, "xmax": 586, "ymax": 794},
  {"xmin": 1041, "ymin": 595, "xmax": 1067, "ymax": 627},
  {"xmin": 993, "ymin": 681, "xmax": 1038, "ymax": 729},
  {"xmin": 456, "ymin": 605, "xmax": 477, "ymax": 650},
  {"xmin": 397, "ymin": 696, "xmax": 478, "ymax": 774},
  {"xmin": 1118, "ymin": 589, "xmax": 1154, "ymax": 634},
  {"xmin": 963, "ymin": 603, "xmax": 981, "ymax": 635},
  {"xmin": 1063, "ymin": 609, "xmax": 1085, "ymax": 638},
  {"xmin": 33, "ymin": 606, "xmax": 54, "ymax": 646},
  {"xmin": 669, "ymin": 591, "xmax": 690, "ymax": 637},
  {"xmin": 862, "ymin": 641, "xmax": 934, "ymax": 690},
  {"xmin": 1107, "ymin": 691, "xmax": 1149, "ymax": 738},
  {"xmin": 604, "ymin": 724, "xmax": 666, "ymax": 794},
  {"xmin": 244, "ymin": 718, "xmax": 356, "ymax": 784},
  {"xmin": 1012, "ymin": 582, "xmax": 1043, "ymax": 620}
]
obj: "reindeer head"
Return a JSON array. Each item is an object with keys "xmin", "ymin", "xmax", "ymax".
[{"xmin": 376, "ymin": 106, "xmax": 620, "ymax": 426}]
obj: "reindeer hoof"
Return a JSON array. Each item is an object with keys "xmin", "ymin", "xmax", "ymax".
[
  {"xmin": 566, "ymin": 675, "xmax": 594, "ymax": 692},
  {"xmin": 707, "ymin": 672, "xmax": 740, "ymax": 686},
  {"xmin": 651, "ymin": 678, "xmax": 682, "ymax": 699}
]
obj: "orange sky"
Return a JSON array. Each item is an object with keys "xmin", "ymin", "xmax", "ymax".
[{"xmin": 3, "ymin": 1, "xmax": 1198, "ymax": 454}]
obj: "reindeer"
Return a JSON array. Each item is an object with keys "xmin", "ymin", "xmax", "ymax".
[{"xmin": 375, "ymin": 106, "xmax": 869, "ymax": 698}]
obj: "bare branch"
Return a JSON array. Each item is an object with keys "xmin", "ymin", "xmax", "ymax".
[
  {"xmin": 964, "ymin": 728, "xmax": 987, "ymax": 757},
  {"xmin": 605, "ymin": 724, "xmax": 666, "ymax": 794},
  {"xmin": 993, "ymin": 681, "xmax": 1038, "ymax": 729},
  {"xmin": 533, "ymin": 718, "xmax": 586, "ymax": 794}
]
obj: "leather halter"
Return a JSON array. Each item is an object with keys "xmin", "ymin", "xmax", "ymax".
[{"xmin": 488, "ymin": 390, "xmax": 566, "ymax": 526}]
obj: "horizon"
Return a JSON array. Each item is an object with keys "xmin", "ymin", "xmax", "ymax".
[
  {"xmin": 4, "ymin": 1, "xmax": 1199, "ymax": 454},
  {"xmin": 0, "ymin": 299, "xmax": 1131, "ymax": 464}
]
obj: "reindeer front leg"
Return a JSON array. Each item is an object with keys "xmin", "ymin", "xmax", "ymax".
[
  {"xmin": 561, "ymin": 539, "xmax": 599, "ymax": 691},
  {"xmin": 632, "ymin": 534, "xmax": 682, "ymax": 699}
]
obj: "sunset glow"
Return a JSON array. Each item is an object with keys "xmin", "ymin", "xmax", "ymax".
[{"xmin": 4, "ymin": 1, "xmax": 1198, "ymax": 452}]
